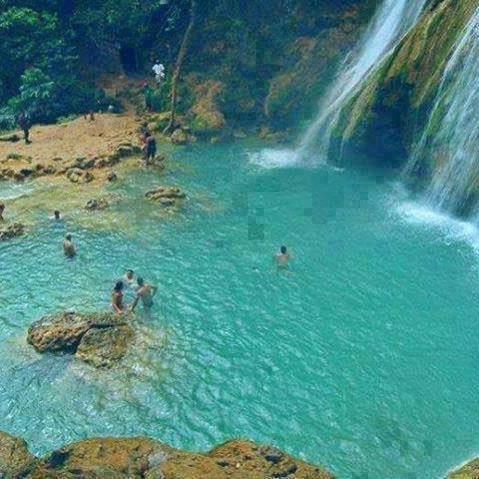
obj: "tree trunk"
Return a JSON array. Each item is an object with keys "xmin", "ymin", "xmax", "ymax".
[{"xmin": 164, "ymin": 0, "xmax": 198, "ymax": 134}]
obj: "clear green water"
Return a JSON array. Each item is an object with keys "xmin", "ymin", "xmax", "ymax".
[{"xmin": 1, "ymin": 143, "xmax": 478, "ymax": 479}]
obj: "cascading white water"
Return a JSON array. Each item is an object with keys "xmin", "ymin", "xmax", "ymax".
[
  {"xmin": 250, "ymin": 0, "xmax": 426, "ymax": 170},
  {"xmin": 297, "ymin": 0, "xmax": 426, "ymax": 162},
  {"xmin": 407, "ymin": 8, "xmax": 479, "ymax": 216}
]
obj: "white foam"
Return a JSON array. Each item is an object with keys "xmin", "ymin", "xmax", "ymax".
[
  {"xmin": 395, "ymin": 199, "xmax": 479, "ymax": 250},
  {"xmin": 248, "ymin": 148, "xmax": 301, "ymax": 169}
]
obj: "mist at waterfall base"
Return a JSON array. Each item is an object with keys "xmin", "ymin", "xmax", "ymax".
[{"xmin": 2, "ymin": 143, "xmax": 479, "ymax": 479}]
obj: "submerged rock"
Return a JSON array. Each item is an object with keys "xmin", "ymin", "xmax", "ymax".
[
  {"xmin": 0, "ymin": 433, "xmax": 333, "ymax": 479},
  {"xmin": 66, "ymin": 167, "xmax": 94, "ymax": 184},
  {"xmin": 170, "ymin": 128, "xmax": 190, "ymax": 145},
  {"xmin": 145, "ymin": 186, "xmax": 186, "ymax": 207},
  {"xmin": 85, "ymin": 198, "xmax": 109, "ymax": 211},
  {"xmin": 0, "ymin": 223, "xmax": 25, "ymax": 241},
  {"xmin": 27, "ymin": 312, "xmax": 133, "ymax": 368}
]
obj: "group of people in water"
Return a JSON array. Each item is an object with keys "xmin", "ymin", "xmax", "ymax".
[
  {"xmin": 112, "ymin": 270, "xmax": 158, "ymax": 316},
  {"xmin": 54, "ymin": 212, "xmax": 158, "ymax": 316}
]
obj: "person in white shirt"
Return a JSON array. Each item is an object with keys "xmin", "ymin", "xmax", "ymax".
[{"xmin": 152, "ymin": 62, "xmax": 165, "ymax": 85}]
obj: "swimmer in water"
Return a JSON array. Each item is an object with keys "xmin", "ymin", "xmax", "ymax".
[
  {"xmin": 131, "ymin": 277, "xmax": 158, "ymax": 312},
  {"xmin": 63, "ymin": 234, "xmax": 76, "ymax": 258},
  {"xmin": 275, "ymin": 245, "xmax": 291, "ymax": 268},
  {"xmin": 112, "ymin": 281, "xmax": 126, "ymax": 315},
  {"xmin": 54, "ymin": 210, "xmax": 61, "ymax": 220}
]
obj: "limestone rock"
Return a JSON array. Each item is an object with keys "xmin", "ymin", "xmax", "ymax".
[
  {"xmin": 27, "ymin": 312, "xmax": 94, "ymax": 354},
  {"xmin": 107, "ymin": 171, "xmax": 118, "ymax": 182},
  {"xmin": 66, "ymin": 168, "xmax": 94, "ymax": 184},
  {"xmin": 85, "ymin": 198, "xmax": 109, "ymax": 211},
  {"xmin": 76, "ymin": 325, "xmax": 133, "ymax": 368},
  {"xmin": 24, "ymin": 437, "xmax": 333, "ymax": 479},
  {"xmin": 27, "ymin": 312, "xmax": 133, "ymax": 368},
  {"xmin": 145, "ymin": 186, "xmax": 186, "ymax": 207},
  {"xmin": 448, "ymin": 458, "xmax": 479, "ymax": 478},
  {"xmin": 0, "ymin": 431, "xmax": 36, "ymax": 478},
  {"xmin": 0, "ymin": 223, "xmax": 25, "ymax": 241},
  {"xmin": 170, "ymin": 128, "xmax": 189, "ymax": 145},
  {"xmin": 35, "ymin": 438, "xmax": 172, "ymax": 479}
]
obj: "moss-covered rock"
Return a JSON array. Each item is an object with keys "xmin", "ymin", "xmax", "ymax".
[{"xmin": 333, "ymin": 0, "xmax": 478, "ymax": 167}]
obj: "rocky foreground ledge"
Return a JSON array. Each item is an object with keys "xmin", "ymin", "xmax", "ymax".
[{"xmin": 0, "ymin": 431, "xmax": 334, "ymax": 478}]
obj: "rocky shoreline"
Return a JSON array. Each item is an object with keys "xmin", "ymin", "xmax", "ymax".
[{"xmin": 0, "ymin": 431, "xmax": 334, "ymax": 478}]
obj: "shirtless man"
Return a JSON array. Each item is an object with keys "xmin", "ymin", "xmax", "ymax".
[
  {"xmin": 63, "ymin": 234, "xmax": 76, "ymax": 258},
  {"xmin": 131, "ymin": 277, "xmax": 157, "ymax": 312},
  {"xmin": 0, "ymin": 203, "xmax": 4, "ymax": 222},
  {"xmin": 112, "ymin": 281, "xmax": 126, "ymax": 315},
  {"xmin": 275, "ymin": 245, "xmax": 291, "ymax": 268}
]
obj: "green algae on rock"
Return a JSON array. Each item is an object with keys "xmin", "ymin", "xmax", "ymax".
[
  {"xmin": 331, "ymin": 0, "xmax": 479, "ymax": 167},
  {"xmin": 0, "ymin": 431, "xmax": 334, "ymax": 479}
]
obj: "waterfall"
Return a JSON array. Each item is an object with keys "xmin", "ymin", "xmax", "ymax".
[
  {"xmin": 297, "ymin": 0, "xmax": 427, "ymax": 162},
  {"xmin": 407, "ymin": 8, "xmax": 479, "ymax": 217}
]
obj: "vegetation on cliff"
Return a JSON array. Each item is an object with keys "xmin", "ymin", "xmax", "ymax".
[{"xmin": 0, "ymin": 0, "xmax": 380, "ymax": 134}]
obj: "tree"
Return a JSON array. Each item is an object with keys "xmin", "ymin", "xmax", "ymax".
[{"xmin": 164, "ymin": 0, "xmax": 198, "ymax": 134}]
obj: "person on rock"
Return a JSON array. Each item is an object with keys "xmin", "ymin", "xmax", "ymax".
[
  {"xmin": 63, "ymin": 234, "xmax": 76, "ymax": 258},
  {"xmin": 17, "ymin": 112, "xmax": 32, "ymax": 144},
  {"xmin": 152, "ymin": 61, "xmax": 165, "ymax": 85},
  {"xmin": 112, "ymin": 281, "xmax": 126, "ymax": 316},
  {"xmin": 131, "ymin": 277, "xmax": 158, "ymax": 312}
]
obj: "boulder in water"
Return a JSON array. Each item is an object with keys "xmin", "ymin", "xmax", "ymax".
[
  {"xmin": 66, "ymin": 167, "xmax": 94, "ymax": 184},
  {"xmin": 0, "ymin": 223, "xmax": 25, "ymax": 241},
  {"xmin": 145, "ymin": 186, "xmax": 186, "ymax": 207},
  {"xmin": 85, "ymin": 198, "xmax": 109, "ymax": 211},
  {"xmin": 27, "ymin": 312, "xmax": 133, "ymax": 368},
  {"xmin": 76, "ymin": 325, "xmax": 133, "ymax": 368}
]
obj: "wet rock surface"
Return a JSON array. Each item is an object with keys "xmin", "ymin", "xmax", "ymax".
[
  {"xmin": 145, "ymin": 186, "xmax": 186, "ymax": 207},
  {"xmin": 27, "ymin": 312, "xmax": 133, "ymax": 368},
  {"xmin": 85, "ymin": 198, "xmax": 109, "ymax": 211},
  {"xmin": 448, "ymin": 458, "xmax": 479, "ymax": 478},
  {"xmin": 0, "ymin": 432, "xmax": 334, "ymax": 479},
  {"xmin": 0, "ymin": 223, "xmax": 24, "ymax": 241},
  {"xmin": 0, "ymin": 431, "xmax": 37, "ymax": 478}
]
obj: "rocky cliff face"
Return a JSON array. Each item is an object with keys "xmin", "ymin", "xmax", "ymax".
[
  {"xmin": 180, "ymin": 0, "xmax": 380, "ymax": 137},
  {"xmin": 330, "ymin": 0, "xmax": 478, "ymax": 168},
  {"xmin": 0, "ymin": 431, "xmax": 334, "ymax": 479}
]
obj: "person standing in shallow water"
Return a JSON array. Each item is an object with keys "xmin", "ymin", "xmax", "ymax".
[
  {"xmin": 144, "ymin": 132, "xmax": 157, "ymax": 165},
  {"xmin": 112, "ymin": 281, "xmax": 126, "ymax": 316},
  {"xmin": 275, "ymin": 245, "xmax": 292, "ymax": 268},
  {"xmin": 63, "ymin": 234, "xmax": 76, "ymax": 258},
  {"xmin": 131, "ymin": 277, "xmax": 158, "ymax": 312},
  {"xmin": 0, "ymin": 203, "xmax": 4, "ymax": 222}
]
